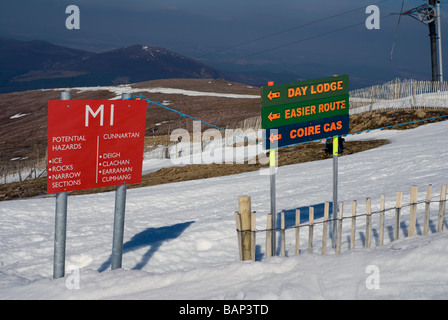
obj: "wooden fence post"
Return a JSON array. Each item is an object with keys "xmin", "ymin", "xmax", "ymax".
[
  {"xmin": 322, "ymin": 202, "xmax": 329, "ymax": 255},
  {"xmin": 336, "ymin": 202, "xmax": 343, "ymax": 254},
  {"xmin": 395, "ymin": 192, "xmax": 403, "ymax": 240},
  {"xmin": 424, "ymin": 185, "xmax": 432, "ymax": 235},
  {"xmin": 413, "ymin": 80, "xmax": 417, "ymax": 107},
  {"xmin": 251, "ymin": 183, "xmax": 446, "ymax": 262},
  {"xmin": 438, "ymin": 184, "xmax": 447, "ymax": 232},
  {"xmin": 308, "ymin": 206, "xmax": 314, "ymax": 254},
  {"xmin": 409, "ymin": 186, "xmax": 418, "ymax": 237},
  {"xmin": 295, "ymin": 209, "xmax": 300, "ymax": 255},
  {"xmin": 365, "ymin": 198, "xmax": 372, "ymax": 248},
  {"xmin": 266, "ymin": 213, "xmax": 273, "ymax": 258},
  {"xmin": 350, "ymin": 200, "xmax": 357, "ymax": 250},
  {"xmin": 238, "ymin": 195, "xmax": 252, "ymax": 261},
  {"xmin": 379, "ymin": 194, "xmax": 385, "ymax": 246}
]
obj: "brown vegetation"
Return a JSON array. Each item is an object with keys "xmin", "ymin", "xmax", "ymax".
[{"xmin": 0, "ymin": 78, "xmax": 447, "ymax": 201}]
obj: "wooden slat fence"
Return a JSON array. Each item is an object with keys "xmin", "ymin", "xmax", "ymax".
[
  {"xmin": 235, "ymin": 184, "xmax": 447, "ymax": 261},
  {"xmin": 220, "ymin": 78, "xmax": 448, "ymax": 136},
  {"xmin": 350, "ymin": 78, "xmax": 448, "ymax": 114}
]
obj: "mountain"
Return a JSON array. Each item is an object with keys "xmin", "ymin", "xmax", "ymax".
[{"xmin": 0, "ymin": 37, "xmax": 224, "ymax": 93}]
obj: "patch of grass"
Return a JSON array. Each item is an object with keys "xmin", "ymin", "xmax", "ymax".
[{"xmin": 0, "ymin": 139, "xmax": 389, "ymax": 200}]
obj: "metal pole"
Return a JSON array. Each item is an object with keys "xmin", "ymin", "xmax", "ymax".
[
  {"xmin": 429, "ymin": 0, "xmax": 439, "ymax": 85},
  {"xmin": 53, "ymin": 90, "xmax": 71, "ymax": 279},
  {"xmin": 437, "ymin": 0, "xmax": 443, "ymax": 82},
  {"xmin": 270, "ymin": 148, "xmax": 277, "ymax": 256},
  {"xmin": 332, "ymin": 136, "xmax": 338, "ymax": 248},
  {"xmin": 111, "ymin": 92, "xmax": 132, "ymax": 270},
  {"xmin": 111, "ymin": 184, "xmax": 127, "ymax": 269},
  {"xmin": 267, "ymin": 81, "xmax": 277, "ymax": 256}
]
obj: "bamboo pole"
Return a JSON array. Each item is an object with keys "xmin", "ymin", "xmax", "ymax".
[
  {"xmin": 409, "ymin": 186, "xmax": 418, "ymax": 237},
  {"xmin": 280, "ymin": 211, "xmax": 286, "ymax": 257},
  {"xmin": 251, "ymin": 212, "xmax": 256, "ymax": 261},
  {"xmin": 266, "ymin": 213, "xmax": 273, "ymax": 258},
  {"xmin": 234, "ymin": 212, "xmax": 243, "ymax": 261},
  {"xmin": 395, "ymin": 192, "xmax": 403, "ymax": 240},
  {"xmin": 308, "ymin": 207, "xmax": 314, "ymax": 254},
  {"xmin": 295, "ymin": 209, "xmax": 300, "ymax": 255},
  {"xmin": 365, "ymin": 198, "xmax": 372, "ymax": 248},
  {"xmin": 379, "ymin": 194, "xmax": 385, "ymax": 246},
  {"xmin": 424, "ymin": 185, "xmax": 432, "ymax": 235},
  {"xmin": 350, "ymin": 200, "xmax": 357, "ymax": 250},
  {"xmin": 336, "ymin": 202, "xmax": 343, "ymax": 254},
  {"xmin": 438, "ymin": 184, "xmax": 447, "ymax": 232},
  {"xmin": 322, "ymin": 202, "xmax": 329, "ymax": 255}
]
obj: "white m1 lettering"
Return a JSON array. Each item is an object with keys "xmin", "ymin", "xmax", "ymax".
[{"xmin": 85, "ymin": 104, "xmax": 114, "ymax": 127}]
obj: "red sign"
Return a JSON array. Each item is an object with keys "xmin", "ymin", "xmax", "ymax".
[{"xmin": 47, "ymin": 100, "xmax": 147, "ymax": 194}]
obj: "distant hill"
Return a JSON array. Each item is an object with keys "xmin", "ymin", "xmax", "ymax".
[{"xmin": 0, "ymin": 37, "xmax": 224, "ymax": 93}]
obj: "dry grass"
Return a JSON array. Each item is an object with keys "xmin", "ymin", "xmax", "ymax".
[
  {"xmin": 0, "ymin": 139, "xmax": 388, "ymax": 200},
  {"xmin": 0, "ymin": 78, "xmax": 447, "ymax": 200}
]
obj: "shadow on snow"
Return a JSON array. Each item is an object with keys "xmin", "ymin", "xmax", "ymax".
[
  {"xmin": 277, "ymin": 202, "xmax": 333, "ymax": 229},
  {"xmin": 98, "ymin": 221, "xmax": 195, "ymax": 272}
]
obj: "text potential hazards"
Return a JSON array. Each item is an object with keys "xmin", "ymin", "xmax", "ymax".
[{"xmin": 47, "ymin": 100, "xmax": 147, "ymax": 193}]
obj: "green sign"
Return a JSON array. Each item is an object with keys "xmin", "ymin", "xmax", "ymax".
[
  {"xmin": 263, "ymin": 114, "xmax": 350, "ymax": 150},
  {"xmin": 261, "ymin": 74, "xmax": 349, "ymax": 108},
  {"xmin": 261, "ymin": 94, "xmax": 349, "ymax": 129},
  {"xmin": 261, "ymin": 75, "xmax": 350, "ymax": 149}
]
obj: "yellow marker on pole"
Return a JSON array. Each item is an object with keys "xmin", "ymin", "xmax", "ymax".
[
  {"xmin": 332, "ymin": 135, "xmax": 338, "ymax": 248},
  {"xmin": 333, "ymin": 136, "xmax": 338, "ymax": 156},
  {"xmin": 270, "ymin": 148, "xmax": 276, "ymax": 166}
]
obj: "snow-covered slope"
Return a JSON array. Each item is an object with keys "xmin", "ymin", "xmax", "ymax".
[{"xmin": 0, "ymin": 120, "xmax": 447, "ymax": 300}]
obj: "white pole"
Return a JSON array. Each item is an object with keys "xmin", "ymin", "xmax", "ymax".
[{"xmin": 437, "ymin": 1, "xmax": 443, "ymax": 82}]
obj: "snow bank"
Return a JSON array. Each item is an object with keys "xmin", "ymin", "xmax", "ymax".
[
  {"xmin": 0, "ymin": 121, "xmax": 447, "ymax": 300},
  {"xmin": 46, "ymin": 85, "xmax": 259, "ymax": 100}
]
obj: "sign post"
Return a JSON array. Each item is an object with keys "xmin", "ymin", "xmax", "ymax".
[
  {"xmin": 268, "ymin": 82, "xmax": 277, "ymax": 257},
  {"xmin": 332, "ymin": 136, "xmax": 339, "ymax": 248},
  {"xmin": 47, "ymin": 99, "xmax": 147, "ymax": 193},
  {"xmin": 111, "ymin": 92, "xmax": 132, "ymax": 270},
  {"xmin": 261, "ymin": 75, "xmax": 349, "ymax": 150},
  {"xmin": 48, "ymin": 94, "xmax": 147, "ymax": 274},
  {"xmin": 269, "ymin": 148, "xmax": 277, "ymax": 256},
  {"xmin": 53, "ymin": 90, "xmax": 71, "ymax": 279},
  {"xmin": 261, "ymin": 75, "xmax": 349, "ymax": 252}
]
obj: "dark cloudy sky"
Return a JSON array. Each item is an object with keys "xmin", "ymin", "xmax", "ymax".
[{"xmin": 0, "ymin": 0, "xmax": 446, "ymax": 87}]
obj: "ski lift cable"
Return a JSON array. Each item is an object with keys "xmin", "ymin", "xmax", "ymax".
[
  {"xmin": 196, "ymin": 0, "xmax": 391, "ymax": 60},
  {"xmin": 389, "ymin": 0, "xmax": 406, "ymax": 62},
  {"xmin": 132, "ymin": 94, "xmax": 448, "ymax": 151},
  {"xmin": 136, "ymin": 94, "xmax": 259, "ymax": 144}
]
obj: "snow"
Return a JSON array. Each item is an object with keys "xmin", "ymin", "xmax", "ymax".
[
  {"xmin": 1, "ymin": 118, "xmax": 448, "ymax": 300},
  {"xmin": 45, "ymin": 85, "xmax": 260, "ymax": 100},
  {"xmin": 136, "ymin": 87, "xmax": 259, "ymax": 99},
  {"xmin": 10, "ymin": 112, "xmax": 29, "ymax": 119}
]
